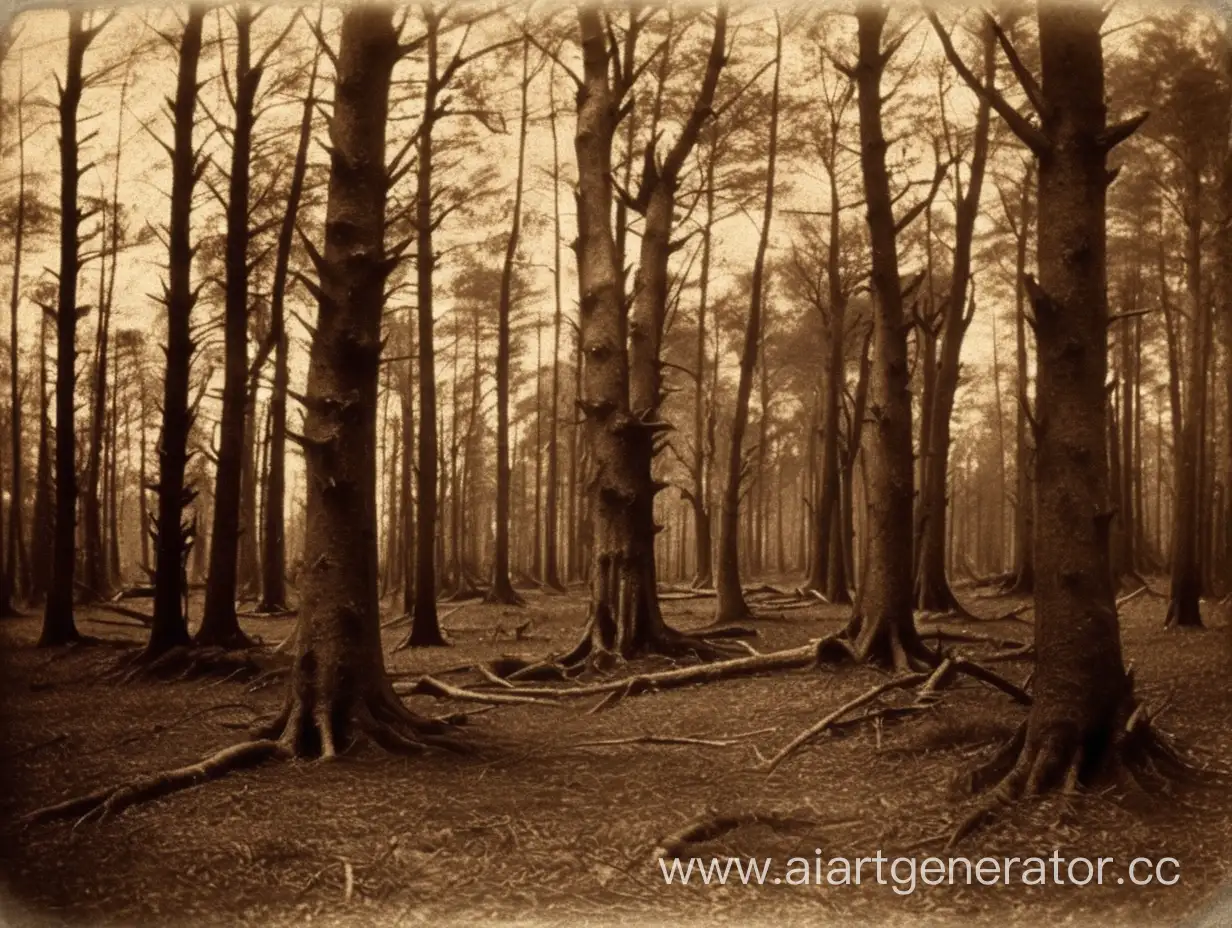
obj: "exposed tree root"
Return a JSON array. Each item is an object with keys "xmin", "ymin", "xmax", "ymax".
[
  {"xmin": 573, "ymin": 727, "xmax": 776, "ymax": 751},
  {"xmin": 761, "ymin": 645, "xmax": 1033, "ymax": 773},
  {"xmin": 949, "ymin": 697, "xmax": 1210, "ymax": 848},
  {"xmin": 916, "ymin": 626, "xmax": 1027, "ymax": 651},
  {"xmin": 109, "ymin": 645, "xmax": 283, "ymax": 685},
  {"xmin": 23, "ymin": 739, "xmax": 289, "ymax": 826}
]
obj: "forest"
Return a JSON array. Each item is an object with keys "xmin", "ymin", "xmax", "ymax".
[{"xmin": 1, "ymin": 1, "xmax": 1231, "ymax": 925}]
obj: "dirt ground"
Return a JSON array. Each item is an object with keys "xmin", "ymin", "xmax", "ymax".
[{"xmin": 1, "ymin": 584, "xmax": 1230, "ymax": 927}]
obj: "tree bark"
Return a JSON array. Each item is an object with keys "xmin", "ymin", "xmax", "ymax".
[
  {"xmin": 40, "ymin": 12, "xmax": 106, "ymax": 645},
  {"xmin": 543, "ymin": 71, "xmax": 566, "ymax": 593},
  {"xmin": 936, "ymin": 3, "xmax": 1149, "ymax": 797},
  {"xmin": 146, "ymin": 6, "xmax": 205, "ymax": 658},
  {"xmin": 410, "ymin": 11, "xmax": 445, "ymax": 647},
  {"xmin": 844, "ymin": 6, "xmax": 927, "ymax": 667},
  {"xmin": 201, "ymin": 5, "xmax": 259, "ymax": 648}
]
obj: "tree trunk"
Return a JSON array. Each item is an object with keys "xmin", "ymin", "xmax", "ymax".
[
  {"xmin": 543, "ymin": 71, "xmax": 565, "ymax": 593},
  {"xmin": 937, "ymin": 3, "xmax": 1151, "ymax": 796},
  {"xmin": 146, "ymin": 6, "xmax": 205, "ymax": 658},
  {"xmin": 6, "ymin": 56, "xmax": 29, "ymax": 603},
  {"xmin": 263, "ymin": 5, "xmax": 444, "ymax": 755},
  {"xmin": 915, "ymin": 21, "xmax": 995, "ymax": 611},
  {"xmin": 1166, "ymin": 159, "xmax": 1207, "ymax": 627},
  {"xmin": 201, "ymin": 5, "xmax": 259, "ymax": 648},
  {"xmin": 40, "ymin": 12, "xmax": 106, "ymax": 644},
  {"xmin": 1008, "ymin": 161, "xmax": 1035, "ymax": 593},
  {"xmin": 410, "ymin": 12, "xmax": 445, "ymax": 647},
  {"xmin": 715, "ymin": 16, "xmax": 778, "ymax": 626},
  {"xmin": 844, "ymin": 7, "xmax": 926, "ymax": 667},
  {"xmin": 688, "ymin": 147, "xmax": 716, "ymax": 589},
  {"xmin": 259, "ymin": 43, "xmax": 318, "ymax": 615},
  {"xmin": 488, "ymin": 37, "xmax": 531, "ymax": 606}
]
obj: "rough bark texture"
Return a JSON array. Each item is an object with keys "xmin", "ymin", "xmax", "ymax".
[
  {"xmin": 40, "ymin": 12, "xmax": 100, "ymax": 646},
  {"xmin": 937, "ymin": 4, "xmax": 1154, "ymax": 801},
  {"xmin": 844, "ymin": 6, "xmax": 928, "ymax": 668},
  {"xmin": 201, "ymin": 5, "xmax": 258, "ymax": 648},
  {"xmin": 147, "ymin": 6, "xmax": 205, "ymax": 658},
  {"xmin": 264, "ymin": 5, "xmax": 441, "ymax": 756}
]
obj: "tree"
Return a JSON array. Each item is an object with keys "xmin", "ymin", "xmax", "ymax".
[
  {"xmin": 914, "ymin": 17, "xmax": 995, "ymax": 612},
  {"xmin": 934, "ymin": 4, "xmax": 1183, "ymax": 810},
  {"xmin": 824, "ymin": 6, "xmax": 938, "ymax": 668},
  {"xmin": 487, "ymin": 36, "xmax": 533, "ymax": 606},
  {"xmin": 146, "ymin": 5, "xmax": 206, "ymax": 659},
  {"xmin": 25, "ymin": 12, "xmax": 460, "ymax": 825},
  {"xmin": 714, "ymin": 14, "xmax": 778, "ymax": 625},
  {"xmin": 40, "ymin": 11, "xmax": 111, "ymax": 646},
  {"xmin": 558, "ymin": 7, "xmax": 731, "ymax": 664},
  {"xmin": 199, "ymin": 5, "xmax": 292, "ymax": 647},
  {"xmin": 258, "ymin": 20, "xmax": 320, "ymax": 615}
]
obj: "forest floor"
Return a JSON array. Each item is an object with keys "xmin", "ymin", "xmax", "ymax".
[{"xmin": 1, "ymin": 583, "xmax": 1231, "ymax": 927}]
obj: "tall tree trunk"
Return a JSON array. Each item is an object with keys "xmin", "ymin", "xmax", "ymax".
[
  {"xmin": 1166, "ymin": 158, "xmax": 1207, "ymax": 627},
  {"xmin": 488, "ymin": 37, "xmax": 531, "ymax": 606},
  {"xmin": 841, "ymin": 6, "xmax": 927, "ymax": 667},
  {"xmin": 543, "ymin": 72, "xmax": 565, "ymax": 593},
  {"xmin": 259, "ymin": 45, "xmax": 318, "ymax": 615},
  {"xmin": 146, "ymin": 6, "xmax": 205, "ymax": 658},
  {"xmin": 6, "ymin": 56, "xmax": 29, "ymax": 603},
  {"xmin": 937, "ymin": 3, "xmax": 1157, "ymax": 798},
  {"xmin": 410, "ymin": 12, "xmax": 445, "ymax": 647},
  {"xmin": 715, "ymin": 16, "xmax": 779, "ymax": 625},
  {"xmin": 201, "ymin": 4, "xmax": 259, "ymax": 647},
  {"xmin": 260, "ymin": 5, "xmax": 446, "ymax": 755},
  {"xmin": 915, "ymin": 20, "xmax": 995, "ymax": 611},
  {"xmin": 1007, "ymin": 161, "xmax": 1035, "ymax": 593},
  {"xmin": 688, "ymin": 147, "xmax": 716, "ymax": 589},
  {"xmin": 40, "ymin": 12, "xmax": 107, "ymax": 644}
]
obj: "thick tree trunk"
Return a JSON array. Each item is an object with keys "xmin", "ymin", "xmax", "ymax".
[
  {"xmin": 263, "ymin": 6, "xmax": 444, "ymax": 755},
  {"xmin": 716, "ymin": 18, "xmax": 778, "ymax": 626},
  {"xmin": 488, "ymin": 38, "xmax": 531, "ymax": 606},
  {"xmin": 41, "ymin": 12, "xmax": 103, "ymax": 645},
  {"xmin": 937, "ymin": 4, "xmax": 1153, "ymax": 799},
  {"xmin": 844, "ymin": 7, "xmax": 926, "ymax": 667},
  {"xmin": 201, "ymin": 5, "xmax": 259, "ymax": 648},
  {"xmin": 146, "ymin": 6, "xmax": 205, "ymax": 658},
  {"xmin": 566, "ymin": 9, "xmax": 676, "ymax": 660}
]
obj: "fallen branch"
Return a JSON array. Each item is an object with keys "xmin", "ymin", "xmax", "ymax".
[
  {"xmin": 394, "ymin": 675, "xmax": 563, "ymax": 707},
  {"xmin": 574, "ymin": 728, "xmax": 774, "ymax": 750}
]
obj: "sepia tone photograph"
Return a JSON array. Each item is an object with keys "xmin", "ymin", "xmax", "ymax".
[{"xmin": 0, "ymin": 0, "xmax": 1230, "ymax": 924}]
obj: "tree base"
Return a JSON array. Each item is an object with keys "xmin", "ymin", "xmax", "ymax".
[
  {"xmin": 951, "ymin": 699, "xmax": 1201, "ymax": 846},
  {"xmin": 111, "ymin": 645, "xmax": 280, "ymax": 685},
  {"xmin": 24, "ymin": 683, "xmax": 465, "ymax": 827}
]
